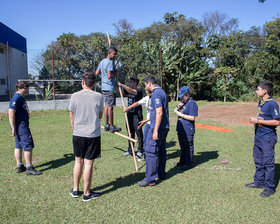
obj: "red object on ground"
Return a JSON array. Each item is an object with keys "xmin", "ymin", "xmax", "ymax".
[{"xmin": 195, "ymin": 123, "xmax": 233, "ymax": 132}]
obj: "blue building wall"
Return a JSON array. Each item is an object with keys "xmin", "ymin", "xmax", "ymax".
[{"xmin": 0, "ymin": 22, "xmax": 27, "ymax": 53}]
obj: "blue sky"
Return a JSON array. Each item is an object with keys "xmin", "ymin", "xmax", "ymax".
[{"xmin": 1, "ymin": 0, "xmax": 279, "ymax": 74}]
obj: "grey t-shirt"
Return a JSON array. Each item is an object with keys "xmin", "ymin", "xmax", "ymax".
[{"xmin": 69, "ymin": 89, "xmax": 104, "ymax": 138}]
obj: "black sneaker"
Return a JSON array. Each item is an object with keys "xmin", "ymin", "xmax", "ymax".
[
  {"xmin": 104, "ymin": 124, "xmax": 110, "ymax": 131},
  {"xmin": 110, "ymin": 126, "xmax": 122, "ymax": 133},
  {"xmin": 260, "ymin": 189, "xmax": 275, "ymax": 197},
  {"xmin": 26, "ymin": 166, "xmax": 43, "ymax": 175},
  {"xmin": 245, "ymin": 182, "xmax": 265, "ymax": 189},
  {"xmin": 137, "ymin": 179, "xmax": 156, "ymax": 187},
  {"xmin": 82, "ymin": 191, "xmax": 100, "ymax": 202},
  {"xmin": 16, "ymin": 165, "xmax": 26, "ymax": 173},
  {"xmin": 69, "ymin": 188, "xmax": 79, "ymax": 198}
]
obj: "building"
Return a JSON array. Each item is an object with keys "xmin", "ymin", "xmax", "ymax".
[{"xmin": 0, "ymin": 22, "xmax": 28, "ymax": 99}]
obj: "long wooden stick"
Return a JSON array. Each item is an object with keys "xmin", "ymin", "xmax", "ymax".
[
  {"xmin": 100, "ymin": 125, "xmax": 138, "ymax": 143},
  {"xmin": 107, "ymin": 32, "xmax": 111, "ymax": 47},
  {"xmin": 119, "ymin": 86, "xmax": 138, "ymax": 172}
]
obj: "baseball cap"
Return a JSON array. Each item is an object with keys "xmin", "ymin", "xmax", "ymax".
[{"xmin": 178, "ymin": 86, "xmax": 190, "ymax": 98}]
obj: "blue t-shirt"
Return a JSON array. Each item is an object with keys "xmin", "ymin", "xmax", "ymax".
[
  {"xmin": 9, "ymin": 93, "xmax": 29, "ymax": 125},
  {"xmin": 150, "ymin": 85, "xmax": 169, "ymax": 130},
  {"xmin": 255, "ymin": 97, "xmax": 280, "ymax": 138},
  {"xmin": 176, "ymin": 99, "xmax": 198, "ymax": 134},
  {"xmin": 98, "ymin": 58, "xmax": 116, "ymax": 91}
]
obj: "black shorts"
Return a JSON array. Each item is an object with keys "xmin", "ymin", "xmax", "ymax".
[
  {"xmin": 102, "ymin": 91, "xmax": 116, "ymax": 107},
  {"xmin": 73, "ymin": 135, "xmax": 101, "ymax": 160}
]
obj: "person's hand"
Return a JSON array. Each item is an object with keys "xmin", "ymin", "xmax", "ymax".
[
  {"xmin": 123, "ymin": 107, "xmax": 128, "ymax": 112},
  {"xmin": 117, "ymin": 81, "xmax": 122, "ymax": 87},
  {"xmin": 138, "ymin": 120, "xmax": 146, "ymax": 128},
  {"xmin": 11, "ymin": 128, "xmax": 16, "ymax": 137},
  {"xmin": 249, "ymin": 117, "xmax": 258, "ymax": 124},
  {"xmin": 153, "ymin": 130, "xmax": 159, "ymax": 141},
  {"xmin": 174, "ymin": 108, "xmax": 179, "ymax": 114}
]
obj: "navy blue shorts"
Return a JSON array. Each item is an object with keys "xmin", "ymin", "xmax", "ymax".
[
  {"xmin": 73, "ymin": 135, "xmax": 101, "ymax": 160},
  {"xmin": 15, "ymin": 123, "xmax": 34, "ymax": 151}
]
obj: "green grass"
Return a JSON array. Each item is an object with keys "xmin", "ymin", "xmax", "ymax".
[{"xmin": 0, "ymin": 103, "xmax": 280, "ymax": 223}]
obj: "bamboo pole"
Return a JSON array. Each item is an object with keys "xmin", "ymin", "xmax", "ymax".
[
  {"xmin": 100, "ymin": 125, "xmax": 138, "ymax": 143},
  {"xmin": 6, "ymin": 41, "xmax": 11, "ymax": 99},
  {"xmin": 119, "ymin": 86, "xmax": 138, "ymax": 172}
]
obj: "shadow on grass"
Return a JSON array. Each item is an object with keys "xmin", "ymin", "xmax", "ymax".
[
  {"xmin": 275, "ymin": 163, "xmax": 280, "ymax": 189},
  {"xmin": 93, "ymin": 172, "xmax": 144, "ymax": 195},
  {"xmin": 35, "ymin": 153, "xmax": 73, "ymax": 172},
  {"xmin": 162, "ymin": 150, "xmax": 219, "ymax": 184}
]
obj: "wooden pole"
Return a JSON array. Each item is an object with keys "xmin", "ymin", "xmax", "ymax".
[
  {"xmin": 119, "ymin": 86, "xmax": 138, "ymax": 172},
  {"xmin": 51, "ymin": 48, "xmax": 56, "ymax": 100},
  {"xmin": 107, "ymin": 32, "xmax": 111, "ymax": 47},
  {"xmin": 101, "ymin": 125, "xmax": 138, "ymax": 143}
]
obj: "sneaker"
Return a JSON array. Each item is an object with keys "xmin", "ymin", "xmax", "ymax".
[
  {"xmin": 110, "ymin": 126, "xmax": 122, "ymax": 133},
  {"xmin": 137, "ymin": 179, "xmax": 156, "ymax": 187},
  {"xmin": 82, "ymin": 191, "xmax": 100, "ymax": 202},
  {"xmin": 122, "ymin": 151, "xmax": 132, "ymax": 157},
  {"xmin": 260, "ymin": 189, "xmax": 275, "ymax": 197},
  {"xmin": 69, "ymin": 188, "xmax": 79, "ymax": 198},
  {"xmin": 104, "ymin": 124, "xmax": 110, "ymax": 131},
  {"xmin": 138, "ymin": 157, "xmax": 146, "ymax": 162},
  {"xmin": 16, "ymin": 165, "xmax": 26, "ymax": 173},
  {"xmin": 26, "ymin": 166, "xmax": 43, "ymax": 175},
  {"xmin": 136, "ymin": 152, "xmax": 143, "ymax": 158}
]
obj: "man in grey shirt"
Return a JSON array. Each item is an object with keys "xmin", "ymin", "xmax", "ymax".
[{"xmin": 69, "ymin": 72, "xmax": 104, "ymax": 202}]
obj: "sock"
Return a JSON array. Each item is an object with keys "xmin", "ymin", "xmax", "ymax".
[
  {"xmin": 17, "ymin": 163, "xmax": 24, "ymax": 167},
  {"xmin": 26, "ymin": 164, "xmax": 33, "ymax": 169}
]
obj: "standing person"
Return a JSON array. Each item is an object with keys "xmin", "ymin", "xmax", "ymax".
[
  {"xmin": 69, "ymin": 72, "xmax": 104, "ymax": 202},
  {"xmin": 246, "ymin": 81, "xmax": 280, "ymax": 197},
  {"xmin": 174, "ymin": 86, "xmax": 198, "ymax": 171},
  {"xmin": 96, "ymin": 46, "xmax": 121, "ymax": 133},
  {"xmin": 137, "ymin": 76, "xmax": 169, "ymax": 187},
  {"xmin": 123, "ymin": 89, "xmax": 153, "ymax": 162},
  {"xmin": 9, "ymin": 81, "xmax": 42, "ymax": 175},
  {"xmin": 118, "ymin": 77, "xmax": 144, "ymax": 158}
]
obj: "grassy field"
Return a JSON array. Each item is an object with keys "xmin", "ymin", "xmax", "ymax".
[{"xmin": 0, "ymin": 101, "xmax": 280, "ymax": 223}]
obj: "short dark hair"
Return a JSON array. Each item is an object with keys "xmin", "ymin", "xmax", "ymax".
[
  {"xmin": 108, "ymin": 46, "xmax": 118, "ymax": 54},
  {"xmin": 258, "ymin": 81, "xmax": 274, "ymax": 96},
  {"xmin": 82, "ymin": 72, "xmax": 96, "ymax": 88},
  {"xmin": 144, "ymin": 76, "xmax": 157, "ymax": 84},
  {"xmin": 15, "ymin": 81, "xmax": 29, "ymax": 90},
  {"xmin": 129, "ymin": 77, "xmax": 139, "ymax": 85}
]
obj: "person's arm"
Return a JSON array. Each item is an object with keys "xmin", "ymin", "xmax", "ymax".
[
  {"xmin": 70, "ymin": 111, "xmax": 74, "ymax": 130},
  {"xmin": 124, "ymin": 101, "xmax": 140, "ymax": 112},
  {"xmin": 99, "ymin": 111, "xmax": 103, "ymax": 120},
  {"xmin": 95, "ymin": 68, "xmax": 101, "ymax": 75},
  {"xmin": 118, "ymin": 82, "xmax": 137, "ymax": 95},
  {"xmin": 249, "ymin": 117, "xmax": 280, "ymax": 126},
  {"xmin": 138, "ymin": 119, "xmax": 150, "ymax": 128},
  {"xmin": 8, "ymin": 109, "xmax": 16, "ymax": 136},
  {"xmin": 153, "ymin": 107, "xmax": 163, "ymax": 140},
  {"xmin": 174, "ymin": 108, "xmax": 195, "ymax": 121}
]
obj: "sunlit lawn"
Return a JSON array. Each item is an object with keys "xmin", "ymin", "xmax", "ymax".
[{"xmin": 0, "ymin": 102, "xmax": 279, "ymax": 223}]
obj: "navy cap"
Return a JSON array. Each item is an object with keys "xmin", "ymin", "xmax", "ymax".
[{"xmin": 178, "ymin": 86, "xmax": 190, "ymax": 98}]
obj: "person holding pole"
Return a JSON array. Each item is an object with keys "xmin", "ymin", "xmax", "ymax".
[
  {"xmin": 138, "ymin": 76, "xmax": 169, "ymax": 187},
  {"xmin": 9, "ymin": 81, "xmax": 42, "ymax": 175},
  {"xmin": 69, "ymin": 72, "xmax": 103, "ymax": 202},
  {"xmin": 123, "ymin": 89, "xmax": 153, "ymax": 162},
  {"xmin": 96, "ymin": 47, "xmax": 121, "ymax": 133},
  {"xmin": 118, "ymin": 77, "xmax": 144, "ymax": 158}
]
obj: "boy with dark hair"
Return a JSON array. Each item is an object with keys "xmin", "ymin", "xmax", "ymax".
[
  {"xmin": 69, "ymin": 72, "xmax": 104, "ymax": 202},
  {"xmin": 246, "ymin": 81, "xmax": 280, "ymax": 197},
  {"xmin": 118, "ymin": 77, "xmax": 144, "ymax": 158},
  {"xmin": 96, "ymin": 47, "xmax": 121, "ymax": 133},
  {"xmin": 9, "ymin": 81, "xmax": 42, "ymax": 175},
  {"xmin": 174, "ymin": 86, "xmax": 198, "ymax": 170},
  {"xmin": 137, "ymin": 76, "xmax": 169, "ymax": 187}
]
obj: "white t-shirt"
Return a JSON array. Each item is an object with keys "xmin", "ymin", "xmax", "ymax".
[
  {"xmin": 69, "ymin": 89, "xmax": 104, "ymax": 138},
  {"xmin": 138, "ymin": 95, "xmax": 151, "ymax": 124}
]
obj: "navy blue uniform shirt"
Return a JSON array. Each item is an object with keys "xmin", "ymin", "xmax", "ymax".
[
  {"xmin": 150, "ymin": 85, "xmax": 169, "ymax": 130},
  {"xmin": 255, "ymin": 97, "xmax": 280, "ymax": 138},
  {"xmin": 176, "ymin": 99, "xmax": 198, "ymax": 134},
  {"xmin": 9, "ymin": 93, "xmax": 29, "ymax": 125}
]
